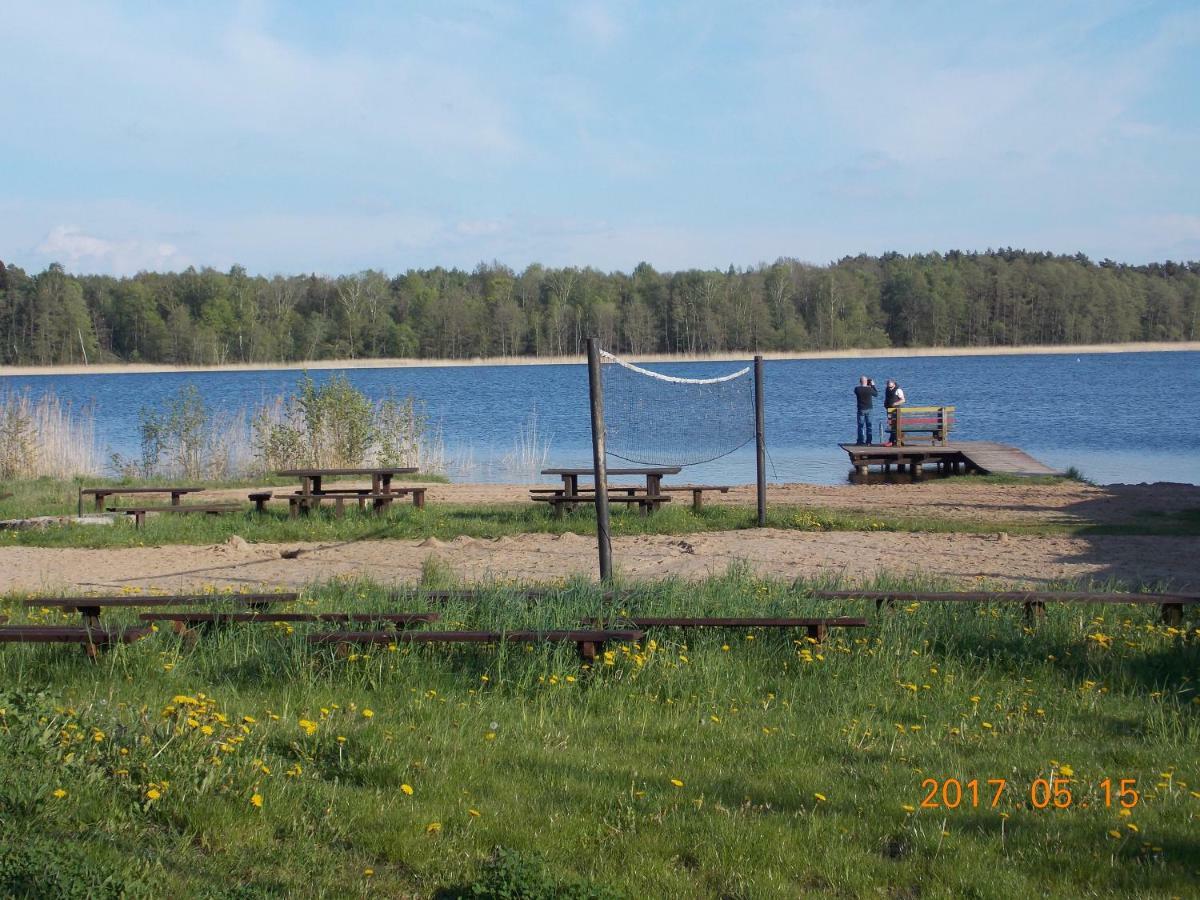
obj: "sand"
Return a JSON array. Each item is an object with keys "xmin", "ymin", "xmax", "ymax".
[
  {"xmin": 1, "ymin": 480, "xmax": 1197, "ymax": 594},
  {"xmin": 3, "ymin": 341, "xmax": 1196, "ymax": 377}
]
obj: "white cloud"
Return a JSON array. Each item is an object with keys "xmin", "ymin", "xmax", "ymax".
[{"xmin": 36, "ymin": 226, "xmax": 190, "ymax": 275}]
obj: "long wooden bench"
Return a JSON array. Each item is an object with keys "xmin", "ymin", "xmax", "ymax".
[
  {"xmin": 307, "ymin": 628, "xmax": 645, "ymax": 662},
  {"xmin": 659, "ymin": 485, "xmax": 732, "ymax": 512},
  {"xmin": 288, "ymin": 488, "xmax": 426, "ymax": 517},
  {"xmin": 79, "ymin": 486, "xmax": 205, "ymax": 514},
  {"xmin": 142, "ymin": 611, "xmax": 440, "ymax": 631},
  {"xmin": 806, "ymin": 589, "xmax": 1199, "ymax": 625},
  {"xmin": 531, "ymin": 492, "xmax": 670, "ymax": 518},
  {"xmin": 108, "ymin": 503, "xmax": 244, "ymax": 529},
  {"xmin": 583, "ymin": 616, "xmax": 867, "ymax": 642},
  {"xmin": 0, "ymin": 624, "xmax": 153, "ymax": 659},
  {"xmin": 26, "ymin": 592, "xmax": 300, "ymax": 625}
]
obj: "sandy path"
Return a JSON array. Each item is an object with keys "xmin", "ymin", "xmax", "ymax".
[{"xmin": 2, "ymin": 530, "xmax": 1196, "ymax": 594}]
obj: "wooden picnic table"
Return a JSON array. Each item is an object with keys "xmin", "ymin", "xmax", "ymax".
[
  {"xmin": 276, "ymin": 467, "xmax": 419, "ymax": 497},
  {"xmin": 541, "ymin": 466, "xmax": 682, "ymax": 499},
  {"xmin": 78, "ymin": 485, "xmax": 205, "ymax": 514}
]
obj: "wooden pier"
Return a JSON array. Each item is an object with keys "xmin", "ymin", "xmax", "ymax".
[{"xmin": 839, "ymin": 441, "xmax": 1062, "ymax": 479}]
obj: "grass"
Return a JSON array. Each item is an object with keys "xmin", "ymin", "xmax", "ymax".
[
  {"xmin": 0, "ymin": 571, "xmax": 1196, "ymax": 897},
  {"xmin": 3, "ymin": 478, "xmax": 1199, "ymax": 550}
]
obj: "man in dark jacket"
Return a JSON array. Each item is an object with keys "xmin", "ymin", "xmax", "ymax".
[{"xmin": 854, "ymin": 376, "xmax": 878, "ymax": 445}]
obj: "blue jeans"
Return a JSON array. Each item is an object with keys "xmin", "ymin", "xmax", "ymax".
[{"xmin": 857, "ymin": 410, "xmax": 873, "ymax": 445}]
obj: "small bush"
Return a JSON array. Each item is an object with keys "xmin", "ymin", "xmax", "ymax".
[
  {"xmin": 467, "ymin": 847, "xmax": 625, "ymax": 900},
  {"xmin": 126, "ymin": 385, "xmax": 247, "ymax": 480}
]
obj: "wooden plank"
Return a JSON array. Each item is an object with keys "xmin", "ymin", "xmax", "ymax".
[
  {"xmin": 25, "ymin": 592, "xmax": 299, "ymax": 609},
  {"xmin": 807, "ymin": 590, "xmax": 1199, "ymax": 605}
]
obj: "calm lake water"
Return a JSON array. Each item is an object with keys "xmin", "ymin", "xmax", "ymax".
[{"xmin": 3, "ymin": 351, "xmax": 1198, "ymax": 486}]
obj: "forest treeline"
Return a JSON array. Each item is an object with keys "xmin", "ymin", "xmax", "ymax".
[{"xmin": 0, "ymin": 250, "xmax": 1197, "ymax": 366}]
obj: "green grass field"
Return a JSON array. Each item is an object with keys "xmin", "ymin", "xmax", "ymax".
[{"xmin": 1, "ymin": 573, "xmax": 1197, "ymax": 898}]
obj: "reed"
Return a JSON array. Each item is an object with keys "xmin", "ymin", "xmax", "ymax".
[
  {"xmin": 0, "ymin": 391, "xmax": 100, "ymax": 479},
  {"xmin": 499, "ymin": 409, "xmax": 552, "ymax": 479}
]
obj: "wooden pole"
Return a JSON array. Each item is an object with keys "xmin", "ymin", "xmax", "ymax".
[
  {"xmin": 587, "ymin": 338, "xmax": 613, "ymax": 581},
  {"xmin": 754, "ymin": 355, "xmax": 766, "ymax": 527}
]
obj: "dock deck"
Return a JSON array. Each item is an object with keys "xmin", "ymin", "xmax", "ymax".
[{"xmin": 839, "ymin": 441, "xmax": 1062, "ymax": 478}]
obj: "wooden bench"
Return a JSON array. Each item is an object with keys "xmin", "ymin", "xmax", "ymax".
[
  {"xmin": 659, "ymin": 485, "xmax": 732, "ymax": 512},
  {"xmin": 142, "ymin": 611, "xmax": 440, "ymax": 638},
  {"xmin": 582, "ymin": 616, "xmax": 867, "ymax": 642},
  {"xmin": 248, "ymin": 491, "xmax": 274, "ymax": 512},
  {"xmin": 531, "ymin": 492, "xmax": 670, "ymax": 518},
  {"xmin": 307, "ymin": 628, "xmax": 645, "ymax": 662},
  {"xmin": 0, "ymin": 624, "xmax": 152, "ymax": 659},
  {"xmin": 26, "ymin": 592, "xmax": 300, "ymax": 625},
  {"xmin": 79, "ymin": 486, "xmax": 205, "ymax": 514},
  {"xmin": 807, "ymin": 589, "xmax": 1199, "ymax": 625},
  {"xmin": 887, "ymin": 406, "xmax": 955, "ymax": 446},
  {"xmin": 108, "ymin": 503, "xmax": 244, "ymax": 529},
  {"xmin": 288, "ymin": 488, "xmax": 426, "ymax": 517}
]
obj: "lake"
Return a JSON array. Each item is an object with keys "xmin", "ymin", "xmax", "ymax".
[{"xmin": 3, "ymin": 351, "xmax": 1198, "ymax": 486}]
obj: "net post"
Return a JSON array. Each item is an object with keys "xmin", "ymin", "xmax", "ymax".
[
  {"xmin": 754, "ymin": 355, "xmax": 766, "ymax": 527},
  {"xmin": 587, "ymin": 337, "xmax": 613, "ymax": 581}
]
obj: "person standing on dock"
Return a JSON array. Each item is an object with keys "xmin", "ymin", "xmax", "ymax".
[
  {"xmin": 854, "ymin": 376, "xmax": 878, "ymax": 445},
  {"xmin": 884, "ymin": 379, "xmax": 906, "ymax": 445}
]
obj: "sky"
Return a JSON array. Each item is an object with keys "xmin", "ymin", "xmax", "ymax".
[{"xmin": 2, "ymin": 0, "xmax": 1198, "ymax": 277}]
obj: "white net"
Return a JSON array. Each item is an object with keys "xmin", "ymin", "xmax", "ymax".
[{"xmin": 600, "ymin": 350, "xmax": 756, "ymax": 467}]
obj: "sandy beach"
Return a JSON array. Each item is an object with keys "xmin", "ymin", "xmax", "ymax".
[
  {"xmin": 2, "ymin": 480, "xmax": 1197, "ymax": 594},
  {"xmin": 2, "ymin": 341, "xmax": 1196, "ymax": 378}
]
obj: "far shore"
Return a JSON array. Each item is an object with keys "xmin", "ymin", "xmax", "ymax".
[{"xmin": 2, "ymin": 340, "xmax": 1197, "ymax": 378}]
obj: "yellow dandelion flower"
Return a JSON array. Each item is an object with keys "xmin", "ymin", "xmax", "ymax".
[
  {"xmin": 670, "ymin": 779, "xmax": 684, "ymax": 788},
  {"xmin": 426, "ymin": 821, "xmax": 442, "ymax": 834},
  {"xmin": 145, "ymin": 788, "xmax": 161, "ymax": 801},
  {"xmin": 469, "ymin": 809, "xmax": 481, "ymax": 817},
  {"xmin": 250, "ymin": 793, "xmax": 263, "ymax": 808},
  {"xmin": 401, "ymin": 784, "xmax": 414, "ymax": 795},
  {"xmin": 902, "ymin": 804, "xmax": 915, "ymax": 812},
  {"xmin": 362, "ymin": 709, "xmax": 374, "ymax": 719},
  {"xmin": 814, "ymin": 793, "xmax": 827, "ymax": 802},
  {"xmin": 1059, "ymin": 765, "xmax": 1074, "ymax": 777},
  {"xmin": 52, "ymin": 788, "xmax": 67, "ymax": 799},
  {"xmin": 1108, "ymin": 829, "xmax": 1121, "ymax": 839}
]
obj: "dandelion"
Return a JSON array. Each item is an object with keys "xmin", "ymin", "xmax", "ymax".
[
  {"xmin": 401, "ymin": 784, "xmax": 414, "ymax": 795},
  {"xmin": 1059, "ymin": 764, "xmax": 1074, "ymax": 777},
  {"xmin": 362, "ymin": 709, "xmax": 374, "ymax": 719},
  {"xmin": 145, "ymin": 788, "xmax": 161, "ymax": 801},
  {"xmin": 52, "ymin": 788, "xmax": 67, "ymax": 799},
  {"xmin": 814, "ymin": 793, "xmax": 827, "ymax": 802},
  {"xmin": 1108, "ymin": 829, "xmax": 1122, "ymax": 839},
  {"xmin": 671, "ymin": 779, "xmax": 684, "ymax": 788},
  {"xmin": 902, "ymin": 804, "xmax": 915, "ymax": 812},
  {"xmin": 484, "ymin": 732, "xmax": 497, "ymax": 741},
  {"xmin": 426, "ymin": 822, "xmax": 442, "ymax": 834},
  {"xmin": 363, "ymin": 868, "xmax": 374, "ymax": 877},
  {"xmin": 469, "ymin": 809, "xmax": 481, "ymax": 817},
  {"xmin": 250, "ymin": 793, "xmax": 263, "ymax": 808}
]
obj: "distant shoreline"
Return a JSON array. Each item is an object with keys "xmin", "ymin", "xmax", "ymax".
[{"xmin": 2, "ymin": 340, "xmax": 1197, "ymax": 377}]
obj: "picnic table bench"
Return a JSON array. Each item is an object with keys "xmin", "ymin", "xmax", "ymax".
[
  {"xmin": 807, "ymin": 589, "xmax": 1199, "ymax": 625},
  {"xmin": 79, "ymin": 485, "xmax": 205, "ymax": 515},
  {"xmin": 285, "ymin": 488, "xmax": 426, "ymax": 517},
  {"xmin": 308, "ymin": 628, "xmax": 645, "ymax": 662},
  {"xmin": 275, "ymin": 467, "xmax": 420, "ymax": 514},
  {"xmin": 26, "ymin": 592, "xmax": 300, "ymax": 625},
  {"xmin": 582, "ymin": 616, "xmax": 868, "ymax": 642},
  {"xmin": 531, "ymin": 488, "xmax": 671, "ymax": 517},
  {"xmin": 659, "ymin": 484, "xmax": 732, "ymax": 512},
  {"xmin": 0, "ymin": 624, "xmax": 152, "ymax": 659},
  {"xmin": 108, "ymin": 502, "xmax": 244, "ymax": 529}
]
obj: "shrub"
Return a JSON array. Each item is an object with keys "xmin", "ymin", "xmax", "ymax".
[
  {"xmin": 466, "ymin": 847, "xmax": 625, "ymax": 900},
  {"xmin": 127, "ymin": 385, "xmax": 247, "ymax": 480}
]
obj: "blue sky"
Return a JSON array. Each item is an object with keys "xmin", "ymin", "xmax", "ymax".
[{"xmin": 2, "ymin": 0, "xmax": 1198, "ymax": 276}]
